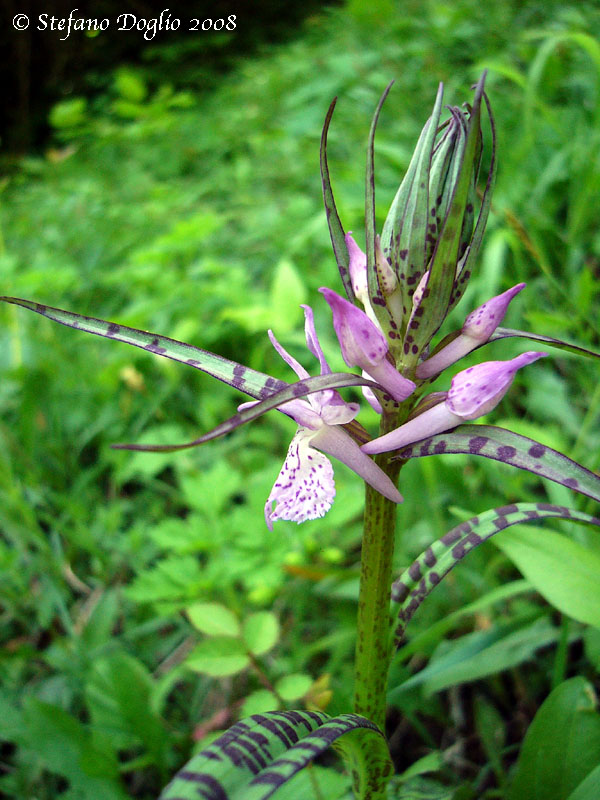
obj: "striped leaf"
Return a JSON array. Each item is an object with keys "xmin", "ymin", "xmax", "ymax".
[
  {"xmin": 394, "ymin": 424, "xmax": 600, "ymax": 505},
  {"xmin": 1, "ymin": 296, "xmax": 285, "ymax": 401},
  {"xmin": 112, "ymin": 371, "xmax": 384, "ymax": 452},
  {"xmin": 159, "ymin": 710, "xmax": 393, "ymax": 800},
  {"xmin": 365, "ymin": 82, "xmax": 397, "ymax": 344},
  {"xmin": 390, "ymin": 503, "xmax": 600, "ymax": 648},
  {"xmin": 320, "ymin": 98, "xmax": 352, "ymax": 300},
  {"xmin": 490, "ymin": 326, "xmax": 600, "ymax": 360},
  {"xmin": 445, "ymin": 89, "xmax": 497, "ymax": 318}
]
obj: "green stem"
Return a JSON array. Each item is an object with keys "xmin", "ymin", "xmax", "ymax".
[{"xmin": 353, "ymin": 414, "xmax": 402, "ymax": 733}]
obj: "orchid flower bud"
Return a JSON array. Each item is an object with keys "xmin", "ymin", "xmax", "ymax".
[
  {"xmin": 319, "ymin": 287, "xmax": 415, "ymax": 402},
  {"xmin": 345, "ymin": 232, "xmax": 399, "ymax": 332},
  {"xmin": 362, "ymin": 351, "xmax": 547, "ymax": 454},
  {"xmin": 416, "ymin": 283, "xmax": 526, "ymax": 379},
  {"xmin": 377, "ymin": 75, "xmax": 494, "ymax": 368}
]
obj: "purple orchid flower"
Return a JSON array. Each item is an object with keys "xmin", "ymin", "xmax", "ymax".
[
  {"xmin": 416, "ymin": 283, "xmax": 527, "ymax": 379},
  {"xmin": 260, "ymin": 305, "xmax": 403, "ymax": 529},
  {"xmin": 362, "ymin": 351, "xmax": 547, "ymax": 454},
  {"xmin": 319, "ymin": 287, "xmax": 416, "ymax": 403}
]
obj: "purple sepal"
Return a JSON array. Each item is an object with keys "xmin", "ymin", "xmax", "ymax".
[
  {"xmin": 363, "ymin": 351, "xmax": 546, "ymax": 454},
  {"xmin": 416, "ymin": 283, "xmax": 527, "ymax": 379},
  {"xmin": 319, "ymin": 286, "xmax": 415, "ymax": 401},
  {"xmin": 447, "ymin": 351, "xmax": 546, "ymax": 419}
]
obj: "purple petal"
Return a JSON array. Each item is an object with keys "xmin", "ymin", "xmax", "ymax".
[
  {"xmin": 319, "ymin": 286, "xmax": 388, "ymax": 368},
  {"xmin": 447, "ymin": 351, "xmax": 547, "ymax": 419},
  {"xmin": 462, "ymin": 283, "xmax": 526, "ymax": 341},
  {"xmin": 346, "ymin": 232, "xmax": 368, "ymax": 302},
  {"xmin": 301, "ymin": 304, "xmax": 331, "ymax": 375},
  {"xmin": 268, "ymin": 329, "xmax": 309, "ymax": 380},
  {"xmin": 416, "ymin": 283, "xmax": 527, "ymax": 379},
  {"xmin": 361, "ymin": 398, "xmax": 459, "ymax": 454},
  {"xmin": 312, "ymin": 425, "xmax": 403, "ymax": 503},
  {"xmin": 365, "ymin": 359, "xmax": 416, "ymax": 402}
]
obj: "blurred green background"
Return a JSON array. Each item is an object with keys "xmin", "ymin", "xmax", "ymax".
[{"xmin": 1, "ymin": 1, "xmax": 600, "ymax": 798}]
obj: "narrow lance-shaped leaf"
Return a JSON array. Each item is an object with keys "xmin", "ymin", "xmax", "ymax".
[
  {"xmin": 113, "ymin": 371, "xmax": 387, "ymax": 453},
  {"xmin": 447, "ymin": 90, "xmax": 497, "ymax": 315},
  {"xmin": 365, "ymin": 82, "xmax": 397, "ymax": 341},
  {"xmin": 0, "ymin": 296, "xmax": 286, "ymax": 400},
  {"xmin": 320, "ymin": 98, "xmax": 352, "ymax": 300},
  {"xmin": 390, "ymin": 503, "xmax": 600, "ymax": 648},
  {"xmin": 394, "ymin": 424, "xmax": 600, "ymax": 505},
  {"xmin": 159, "ymin": 710, "xmax": 392, "ymax": 800},
  {"xmin": 490, "ymin": 326, "xmax": 600, "ymax": 361}
]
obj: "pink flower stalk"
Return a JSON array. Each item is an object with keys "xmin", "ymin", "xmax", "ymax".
[
  {"xmin": 259, "ymin": 305, "xmax": 403, "ymax": 529},
  {"xmin": 362, "ymin": 351, "xmax": 547, "ymax": 454},
  {"xmin": 416, "ymin": 283, "xmax": 527, "ymax": 379},
  {"xmin": 319, "ymin": 287, "xmax": 415, "ymax": 403}
]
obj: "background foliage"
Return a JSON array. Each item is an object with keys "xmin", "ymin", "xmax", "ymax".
[{"xmin": 1, "ymin": 1, "xmax": 600, "ymax": 797}]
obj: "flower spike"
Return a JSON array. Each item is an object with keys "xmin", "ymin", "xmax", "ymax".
[
  {"xmin": 362, "ymin": 351, "xmax": 547, "ymax": 454},
  {"xmin": 417, "ymin": 283, "xmax": 526, "ymax": 378},
  {"xmin": 319, "ymin": 287, "xmax": 415, "ymax": 402}
]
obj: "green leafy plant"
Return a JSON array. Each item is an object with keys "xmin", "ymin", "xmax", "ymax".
[{"xmin": 3, "ymin": 68, "xmax": 600, "ymax": 800}]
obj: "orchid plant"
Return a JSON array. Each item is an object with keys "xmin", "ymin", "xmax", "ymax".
[{"xmin": 3, "ymin": 73, "xmax": 600, "ymax": 800}]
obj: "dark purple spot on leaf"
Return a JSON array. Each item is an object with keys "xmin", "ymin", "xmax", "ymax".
[
  {"xmin": 497, "ymin": 446, "xmax": 517, "ymax": 460},
  {"xmin": 391, "ymin": 582, "xmax": 409, "ymax": 603},
  {"xmin": 441, "ymin": 529, "xmax": 461, "ymax": 545},
  {"xmin": 469, "ymin": 436, "xmax": 488, "ymax": 454}
]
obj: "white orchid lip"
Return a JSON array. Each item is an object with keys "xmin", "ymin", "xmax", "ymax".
[
  {"xmin": 416, "ymin": 283, "xmax": 527, "ymax": 379},
  {"xmin": 362, "ymin": 351, "xmax": 547, "ymax": 455},
  {"xmin": 319, "ymin": 286, "xmax": 415, "ymax": 402}
]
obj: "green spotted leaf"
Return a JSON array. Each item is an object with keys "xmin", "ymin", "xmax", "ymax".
[
  {"xmin": 365, "ymin": 82, "xmax": 398, "ymax": 344},
  {"xmin": 0, "ymin": 295, "xmax": 285, "ymax": 400},
  {"xmin": 395, "ymin": 424, "xmax": 600, "ymax": 505},
  {"xmin": 390, "ymin": 503, "xmax": 600, "ymax": 648},
  {"xmin": 1, "ymin": 296, "xmax": 384, "ymax": 454},
  {"xmin": 320, "ymin": 98, "xmax": 352, "ymax": 300},
  {"xmin": 490, "ymin": 327, "xmax": 600, "ymax": 360},
  {"xmin": 159, "ymin": 710, "xmax": 393, "ymax": 800}
]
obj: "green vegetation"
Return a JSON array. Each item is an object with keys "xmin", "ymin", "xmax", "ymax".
[{"xmin": 1, "ymin": 1, "xmax": 600, "ymax": 797}]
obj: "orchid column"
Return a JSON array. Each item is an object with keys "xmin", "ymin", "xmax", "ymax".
[{"xmin": 320, "ymin": 73, "xmax": 497, "ymax": 732}]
